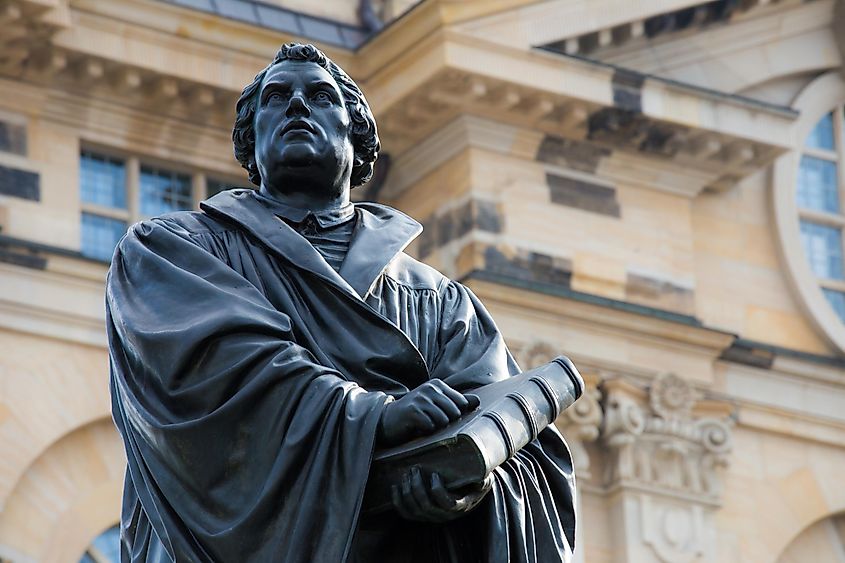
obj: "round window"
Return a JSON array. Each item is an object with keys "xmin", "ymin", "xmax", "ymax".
[{"xmin": 774, "ymin": 72, "xmax": 845, "ymax": 353}]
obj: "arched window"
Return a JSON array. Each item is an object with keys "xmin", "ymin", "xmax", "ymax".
[
  {"xmin": 77, "ymin": 525, "xmax": 119, "ymax": 563},
  {"xmin": 774, "ymin": 72, "xmax": 845, "ymax": 354},
  {"xmin": 796, "ymin": 108, "xmax": 845, "ymax": 321}
]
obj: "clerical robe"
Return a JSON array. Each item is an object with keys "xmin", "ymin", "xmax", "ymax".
[{"xmin": 107, "ymin": 189, "xmax": 576, "ymax": 562}]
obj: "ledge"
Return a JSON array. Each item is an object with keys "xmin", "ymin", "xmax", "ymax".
[
  {"xmin": 534, "ymin": 48, "xmax": 797, "ymax": 118},
  {"xmin": 463, "ymin": 268, "xmax": 705, "ymax": 328}
]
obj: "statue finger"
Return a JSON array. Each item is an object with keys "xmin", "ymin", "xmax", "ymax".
[
  {"xmin": 421, "ymin": 405, "xmax": 450, "ymax": 429},
  {"xmin": 410, "ymin": 466, "xmax": 436, "ymax": 514},
  {"xmin": 464, "ymin": 393, "xmax": 481, "ymax": 410},
  {"xmin": 411, "ymin": 410, "xmax": 437, "ymax": 434},
  {"xmin": 401, "ymin": 469, "xmax": 425, "ymax": 516},
  {"xmin": 430, "ymin": 391, "xmax": 462, "ymax": 421},
  {"xmin": 433, "ymin": 381, "xmax": 471, "ymax": 411},
  {"xmin": 391, "ymin": 484, "xmax": 413, "ymax": 520},
  {"xmin": 430, "ymin": 473, "xmax": 458, "ymax": 511}
]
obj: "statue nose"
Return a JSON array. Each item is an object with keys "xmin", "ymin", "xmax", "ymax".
[{"xmin": 286, "ymin": 94, "xmax": 310, "ymax": 118}]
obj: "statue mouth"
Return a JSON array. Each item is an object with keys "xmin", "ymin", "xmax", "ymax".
[{"xmin": 280, "ymin": 120, "xmax": 316, "ymax": 136}]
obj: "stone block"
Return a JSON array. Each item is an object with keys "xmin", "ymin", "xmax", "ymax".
[{"xmin": 546, "ymin": 173, "xmax": 621, "ymax": 218}]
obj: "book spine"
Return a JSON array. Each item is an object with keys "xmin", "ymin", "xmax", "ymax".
[{"xmin": 464, "ymin": 357, "xmax": 583, "ymax": 474}]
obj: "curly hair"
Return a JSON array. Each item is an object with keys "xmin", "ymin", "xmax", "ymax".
[{"xmin": 232, "ymin": 43, "xmax": 379, "ymax": 188}]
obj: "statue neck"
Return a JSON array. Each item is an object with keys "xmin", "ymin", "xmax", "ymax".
[{"xmin": 258, "ymin": 184, "xmax": 350, "ymax": 214}]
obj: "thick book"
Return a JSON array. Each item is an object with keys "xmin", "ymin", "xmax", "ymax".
[{"xmin": 364, "ymin": 356, "xmax": 584, "ymax": 513}]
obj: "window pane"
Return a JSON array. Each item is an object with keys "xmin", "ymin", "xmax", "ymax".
[
  {"xmin": 796, "ymin": 156, "xmax": 839, "ymax": 213},
  {"xmin": 139, "ymin": 166, "xmax": 192, "ymax": 216},
  {"xmin": 823, "ymin": 289, "xmax": 845, "ymax": 324},
  {"xmin": 800, "ymin": 221, "xmax": 844, "ymax": 280},
  {"xmin": 78, "ymin": 525, "xmax": 120, "ymax": 563},
  {"xmin": 805, "ymin": 112, "xmax": 835, "ymax": 150},
  {"xmin": 90, "ymin": 526, "xmax": 120, "ymax": 562},
  {"xmin": 80, "ymin": 152, "xmax": 126, "ymax": 209},
  {"xmin": 81, "ymin": 213, "xmax": 127, "ymax": 261}
]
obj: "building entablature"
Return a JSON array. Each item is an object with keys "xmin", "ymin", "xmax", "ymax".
[
  {"xmin": 0, "ymin": 0, "xmax": 799, "ymax": 198},
  {"xmin": 366, "ymin": 30, "xmax": 797, "ymax": 198}
]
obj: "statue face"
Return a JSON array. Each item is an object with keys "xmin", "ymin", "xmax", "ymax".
[{"xmin": 253, "ymin": 60, "xmax": 353, "ymax": 194}]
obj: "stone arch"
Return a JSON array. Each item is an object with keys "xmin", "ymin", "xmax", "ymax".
[
  {"xmin": 751, "ymin": 457, "xmax": 845, "ymax": 562},
  {"xmin": 0, "ymin": 417, "xmax": 125, "ymax": 563},
  {"xmin": 0, "ymin": 330, "xmax": 112, "ymax": 514},
  {"xmin": 776, "ymin": 512, "xmax": 845, "ymax": 562}
]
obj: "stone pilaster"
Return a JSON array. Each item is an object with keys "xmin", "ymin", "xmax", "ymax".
[{"xmin": 600, "ymin": 373, "xmax": 734, "ymax": 563}]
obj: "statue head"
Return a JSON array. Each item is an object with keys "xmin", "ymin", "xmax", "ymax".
[{"xmin": 233, "ymin": 43, "xmax": 379, "ymax": 194}]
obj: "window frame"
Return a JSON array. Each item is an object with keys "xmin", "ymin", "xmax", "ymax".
[
  {"xmin": 773, "ymin": 71, "xmax": 845, "ymax": 353},
  {"xmin": 79, "ymin": 144, "xmax": 251, "ymax": 260}
]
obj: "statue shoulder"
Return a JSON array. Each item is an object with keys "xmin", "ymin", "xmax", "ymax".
[
  {"xmin": 384, "ymin": 253, "xmax": 450, "ymax": 292},
  {"xmin": 127, "ymin": 210, "xmax": 232, "ymax": 240}
]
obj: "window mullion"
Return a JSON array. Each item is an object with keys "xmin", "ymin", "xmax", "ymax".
[
  {"xmin": 80, "ymin": 203, "xmax": 130, "ymax": 221},
  {"xmin": 798, "ymin": 208, "xmax": 845, "ymax": 228},
  {"xmin": 127, "ymin": 156, "xmax": 140, "ymax": 223},
  {"xmin": 834, "ymin": 106, "xmax": 845, "ymax": 284},
  {"xmin": 193, "ymin": 172, "xmax": 205, "ymax": 209},
  {"xmin": 820, "ymin": 278, "xmax": 845, "ymax": 292},
  {"xmin": 803, "ymin": 147, "xmax": 839, "ymax": 161}
]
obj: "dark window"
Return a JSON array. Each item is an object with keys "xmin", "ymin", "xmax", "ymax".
[
  {"xmin": 206, "ymin": 177, "xmax": 252, "ymax": 199},
  {"xmin": 0, "ymin": 120, "xmax": 26, "ymax": 155},
  {"xmin": 0, "ymin": 165, "xmax": 39, "ymax": 201}
]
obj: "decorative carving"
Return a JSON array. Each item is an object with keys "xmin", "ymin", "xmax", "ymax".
[
  {"xmin": 600, "ymin": 374, "xmax": 733, "ymax": 562},
  {"xmin": 640, "ymin": 496, "xmax": 705, "ymax": 563},
  {"xmin": 601, "ymin": 374, "xmax": 734, "ymax": 503},
  {"xmin": 650, "ymin": 372, "xmax": 697, "ymax": 420}
]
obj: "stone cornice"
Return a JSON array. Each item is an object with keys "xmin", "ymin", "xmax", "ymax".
[
  {"xmin": 366, "ymin": 31, "xmax": 796, "ymax": 194},
  {"xmin": 465, "ymin": 274, "xmax": 736, "ymax": 355}
]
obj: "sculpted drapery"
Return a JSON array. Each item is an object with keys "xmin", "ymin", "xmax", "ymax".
[{"xmin": 108, "ymin": 190, "xmax": 576, "ymax": 562}]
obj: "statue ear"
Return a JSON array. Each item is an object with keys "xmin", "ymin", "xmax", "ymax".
[{"xmin": 247, "ymin": 158, "xmax": 261, "ymax": 186}]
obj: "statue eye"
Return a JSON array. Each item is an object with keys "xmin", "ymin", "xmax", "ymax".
[
  {"xmin": 266, "ymin": 91, "xmax": 285, "ymax": 104},
  {"xmin": 313, "ymin": 91, "xmax": 332, "ymax": 104}
]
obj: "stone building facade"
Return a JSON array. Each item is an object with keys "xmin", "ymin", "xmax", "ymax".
[{"xmin": 0, "ymin": 0, "xmax": 844, "ymax": 561}]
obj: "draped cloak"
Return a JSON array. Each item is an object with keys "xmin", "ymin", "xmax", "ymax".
[{"xmin": 107, "ymin": 189, "xmax": 577, "ymax": 562}]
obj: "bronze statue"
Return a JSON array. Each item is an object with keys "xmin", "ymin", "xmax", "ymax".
[{"xmin": 107, "ymin": 43, "xmax": 576, "ymax": 562}]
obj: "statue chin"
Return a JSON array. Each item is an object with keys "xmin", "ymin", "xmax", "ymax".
[{"xmin": 276, "ymin": 144, "xmax": 319, "ymax": 168}]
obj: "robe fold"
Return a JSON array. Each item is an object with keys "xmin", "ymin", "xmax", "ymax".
[{"xmin": 107, "ymin": 189, "xmax": 576, "ymax": 562}]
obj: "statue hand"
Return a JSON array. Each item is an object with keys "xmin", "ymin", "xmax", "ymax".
[
  {"xmin": 391, "ymin": 467, "xmax": 493, "ymax": 523},
  {"xmin": 377, "ymin": 379, "xmax": 479, "ymax": 447}
]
